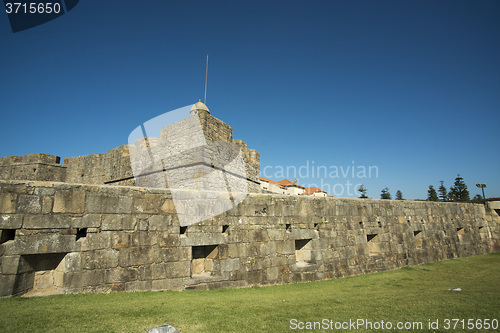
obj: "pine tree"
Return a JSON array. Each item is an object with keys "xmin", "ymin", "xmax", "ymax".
[
  {"xmin": 448, "ymin": 174, "xmax": 470, "ymax": 202},
  {"xmin": 438, "ymin": 181, "xmax": 447, "ymax": 202},
  {"xmin": 358, "ymin": 184, "xmax": 368, "ymax": 198},
  {"xmin": 427, "ymin": 185, "xmax": 439, "ymax": 201},
  {"xmin": 447, "ymin": 190, "xmax": 456, "ymax": 202},
  {"xmin": 381, "ymin": 187, "xmax": 391, "ymax": 200},
  {"xmin": 395, "ymin": 190, "xmax": 403, "ymax": 200},
  {"xmin": 472, "ymin": 194, "xmax": 483, "ymax": 202}
]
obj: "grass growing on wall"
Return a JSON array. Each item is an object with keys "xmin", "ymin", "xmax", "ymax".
[{"xmin": 0, "ymin": 253, "xmax": 499, "ymax": 332}]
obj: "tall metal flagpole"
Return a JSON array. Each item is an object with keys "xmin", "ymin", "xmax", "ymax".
[{"xmin": 204, "ymin": 54, "xmax": 209, "ymax": 105}]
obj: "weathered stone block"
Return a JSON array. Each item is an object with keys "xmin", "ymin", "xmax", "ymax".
[
  {"xmin": 289, "ymin": 229, "xmax": 317, "ymax": 240},
  {"xmin": 0, "ymin": 214, "xmax": 22, "ymax": 228},
  {"xmin": 0, "ymin": 274, "xmax": 16, "ymax": 297},
  {"xmin": 85, "ymin": 193, "xmax": 132, "ymax": 214},
  {"xmin": 111, "ymin": 232, "xmax": 131, "ymax": 249},
  {"xmin": 41, "ymin": 196, "xmax": 53, "ymax": 214},
  {"xmin": 17, "ymin": 195, "xmax": 41, "ymax": 213},
  {"xmin": 12, "ymin": 233, "xmax": 77, "ymax": 255},
  {"xmin": 53, "ymin": 190, "xmax": 85, "ymax": 214},
  {"xmin": 158, "ymin": 233, "xmax": 180, "ymax": 247},
  {"xmin": 266, "ymin": 266, "xmax": 279, "ymax": 281},
  {"xmin": 275, "ymin": 240, "xmax": 294, "ymax": 255},
  {"xmin": 248, "ymin": 229, "xmax": 268, "ymax": 242},
  {"xmin": 0, "ymin": 255, "xmax": 20, "ymax": 274},
  {"xmin": 75, "ymin": 214, "xmax": 101, "ymax": 228},
  {"xmin": 63, "ymin": 271, "xmax": 102, "ymax": 289},
  {"xmin": 149, "ymin": 215, "xmax": 171, "ymax": 231},
  {"xmin": 160, "ymin": 199, "xmax": 177, "ymax": 214},
  {"xmin": 128, "ymin": 246, "xmax": 155, "ymax": 266},
  {"xmin": 152, "ymin": 277, "xmax": 183, "ymax": 291},
  {"xmin": 165, "ymin": 261, "xmax": 190, "ymax": 278},
  {"xmin": 101, "ymin": 214, "xmax": 122, "ymax": 231},
  {"xmin": 0, "ymin": 193, "xmax": 17, "ymax": 213},
  {"xmin": 220, "ymin": 258, "xmax": 240, "ymax": 272},
  {"xmin": 180, "ymin": 233, "xmax": 225, "ymax": 247},
  {"xmin": 82, "ymin": 249, "xmax": 119, "ymax": 270},
  {"xmin": 155, "ymin": 246, "xmax": 186, "ymax": 262},
  {"xmin": 23, "ymin": 214, "xmax": 72, "ymax": 229},
  {"xmin": 125, "ymin": 280, "xmax": 152, "ymax": 292},
  {"xmin": 80, "ymin": 231, "xmax": 111, "ymax": 251},
  {"xmin": 134, "ymin": 193, "xmax": 163, "ymax": 213},
  {"xmin": 62, "ymin": 252, "xmax": 82, "ymax": 273}
]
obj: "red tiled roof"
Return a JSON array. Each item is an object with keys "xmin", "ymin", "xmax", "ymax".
[
  {"xmin": 277, "ymin": 179, "xmax": 305, "ymax": 188},
  {"xmin": 260, "ymin": 177, "xmax": 285, "ymax": 188},
  {"xmin": 302, "ymin": 187, "xmax": 327, "ymax": 195}
]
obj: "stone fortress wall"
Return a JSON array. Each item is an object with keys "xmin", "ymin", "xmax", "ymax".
[
  {"xmin": 0, "ymin": 102, "xmax": 498, "ymax": 297},
  {"xmin": 0, "ymin": 180, "xmax": 498, "ymax": 297},
  {"xmin": 0, "ymin": 102, "xmax": 261, "ymax": 193}
]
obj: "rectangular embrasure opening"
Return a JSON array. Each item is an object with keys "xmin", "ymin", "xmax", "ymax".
[
  {"xmin": 457, "ymin": 227, "xmax": 465, "ymax": 243},
  {"xmin": 0, "ymin": 229, "xmax": 16, "ymax": 244},
  {"xmin": 413, "ymin": 230, "xmax": 423, "ymax": 249},
  {"xmin": 76, "ymin": 228, "xmax": 87, "ymax": 241},
  {"xmin": 366, "ymin": 234, "xmax": 381, "ymax": 256},
  {"xmin": 295, "ymin": 239, "xmax": 313, "ymax": 265},
  {"xmin": 478, "ymin": 226, "xmax": 487, "ymax": 240},
  {"xmin": 191, "ymin": 245, "xmax": 219, "ymax": 276},
  {"xmin": 180, "ymin": 226, "xmax": 187, "ymax": 235},
  {"xmin": 22, "ymin": 253, "xmax": 67, "ymax": 294}
]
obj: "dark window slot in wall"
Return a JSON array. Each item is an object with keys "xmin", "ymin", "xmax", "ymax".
[
  {"xmin": 478, "ymin": 226, "xmax": 487, "ymax": 240},
  {"xmin": 0, "ymin": 229, "xmax": 16, "ymax": 244},
  {"xmin": 180, "ymin": 226, "xmax": 187, "ymax": 235},
  {"xmin": 76, "ymin": 228, "xmax": 87, "ymax": 241},
  {"xmin": 192, "ymin": 245, "xmax": 218, "ymax": 259},
  {"xmin": 414, "ymin": 230, "xmax": 423, "ymax": 249},
  {"xmin": 286, "ymin": 224, "xmax": 291, "ymax": 232},
  {"xmin": 21, "ymin": 253, "xmax": 67, "ymax": 295},
  {"xmin": 191, "ymin": 245, "xmax": 219, "ymax": 276},
  {"xmin": 222, "ymin": 225, "xmax": 229, "ymax": 233},
  {"xmin": 366, "ymin": 234, "xmax": 381, "ymax": 256},
  {"xmin": 295, "ymin": 239, "xmax": 313, "ymax": 264}
]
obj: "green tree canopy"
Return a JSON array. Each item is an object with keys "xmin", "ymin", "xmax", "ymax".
[
  {"xmin": 472, "ymin": 194, "xmax": 483, "ymax": 202},
  {"xmin": 427, "ymin": 185, "xmax": 439, "ymax": 201},
  {"xmin": 381, "ymin": 187, "xmax": 391, "ymax": 200},
  {"xmin": 358, "ymin": 184, "xmax": 368, "ymax": 198},
  {"xmin": 395, "ymin": 190, "xmax": 403, "ymax": 200},
  {"xmin": 438, "ymin": 181, "xmax": 447, "ymax": 202},
  {"xmin": 449, "ymin": 174, "xmax": 470, "ymax": 202}
]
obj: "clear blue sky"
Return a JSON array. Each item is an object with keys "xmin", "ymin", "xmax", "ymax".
[{"xmin": 1, "ymin": 1, "xmax": 499, "ymax": 199}]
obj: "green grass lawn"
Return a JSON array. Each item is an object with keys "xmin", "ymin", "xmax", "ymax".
[{"xmin": 0, "ymin": 254, "xmax": 499, "ymax": 332}]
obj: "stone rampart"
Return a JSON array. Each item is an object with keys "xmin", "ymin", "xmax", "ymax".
[
  {"xmin": 0, "ymin": 111, "xmax": 261, "ymax": 193},
  {"xmin": 0, "ymin": 180, "xmax": 498, "ymax": 297}
]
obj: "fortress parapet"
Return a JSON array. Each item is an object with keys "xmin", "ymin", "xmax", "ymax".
[{"xmin": 0, "ymin": 102, "xmax": 261, "ymax": 193}]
